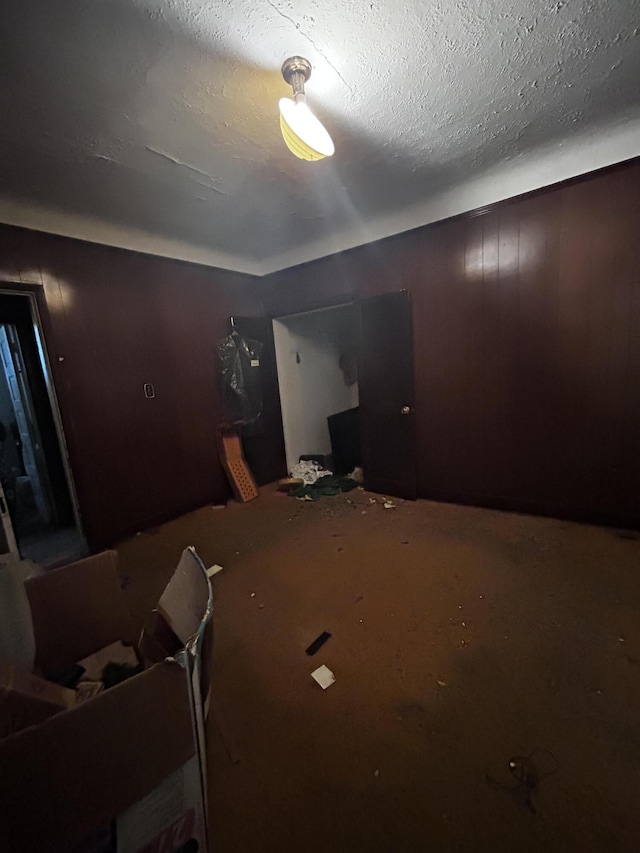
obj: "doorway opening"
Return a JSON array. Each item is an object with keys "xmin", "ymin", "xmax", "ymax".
[
  {"xmin": 0, "ymin": 291, "xmax": 85, "ymax": 568},
  {"xmin": 273, "ymin": 303, "xmax": 362, "ymax": 478}
]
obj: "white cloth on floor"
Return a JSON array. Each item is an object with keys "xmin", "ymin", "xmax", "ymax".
[{"xmin": 290, "ymin": 460, "xmax": 333, "ymax": 485}]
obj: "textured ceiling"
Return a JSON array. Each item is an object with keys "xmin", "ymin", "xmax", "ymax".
[{"xmin": 1, "ymin": 0, "xmax": 639, "ymax": 274}]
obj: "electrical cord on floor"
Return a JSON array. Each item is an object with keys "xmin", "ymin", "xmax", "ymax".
[{"xmin": 485, "ymin": 748, "xmax": 559, "ymax": 813}]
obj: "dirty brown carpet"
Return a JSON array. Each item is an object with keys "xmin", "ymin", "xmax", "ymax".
[{"xmin": 117, "ymin": 485, "xmax": 640, "ymax": 852}]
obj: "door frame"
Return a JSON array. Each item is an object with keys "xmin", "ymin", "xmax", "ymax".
[
  {"xmin": 0, "ymin": 283, "xmax": 86, "ymax": 547},
  {"xmin": 0, "ymin": 477, "xmax": 20, "ymax": 563},
  {"xmin": 267, "ymin": 295, "xmax": 355, "ymax": 322},
  {"xmin": 0, "ymin": 324, "xmax": 55, "ymax": 525},
  {"xmin": 272, "ymin": 301, "xmax": 358, "ymax": 474},
  {"xmin": 272, "ymin": 293, "xmax": 417, "ymax": 499}
]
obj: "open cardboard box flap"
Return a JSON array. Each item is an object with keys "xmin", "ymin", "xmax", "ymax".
[{"xmin": 25, "ymin": 550, "xmax": 137, "ymax": 678}]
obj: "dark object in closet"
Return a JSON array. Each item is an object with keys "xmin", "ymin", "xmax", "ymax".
[
  {"xmin": 299, "ymin": 454, "xmax": 330, "ymax": 468},
  {"xmin": 327, "ymin": 407, "xmax": 361, "ymax": 476}
]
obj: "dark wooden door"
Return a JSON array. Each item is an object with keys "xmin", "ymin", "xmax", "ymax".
[
  {"xmin": 232, "ymin": 317, "xmax": 287, "ymax": 486},
  {"xmin": 359, "ymin": 291, "xmax": 416, "ymax": 499}
]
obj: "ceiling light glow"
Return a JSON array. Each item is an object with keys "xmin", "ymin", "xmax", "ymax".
[{"xmin": 279, "ymin": 56, "xmax": 334, "ymax": 161}]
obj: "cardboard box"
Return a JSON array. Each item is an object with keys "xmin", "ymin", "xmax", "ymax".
[
  {"xmin": 0, "ymin": 661, "xmax": 76, "ymax": 739},
  {"xmin": 0, "ymin": 546, "xmax": 213, "ymax": 853}
]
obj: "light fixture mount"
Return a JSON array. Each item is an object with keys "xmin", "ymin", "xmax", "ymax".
[{"xmin": 281, "ymin": 56, "xmax": 312, "ymax": 98}]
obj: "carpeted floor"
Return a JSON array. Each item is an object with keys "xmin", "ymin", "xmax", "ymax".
[{"xmin": 117, "ymin": 485, "xmax": 640, "ymax": 852}]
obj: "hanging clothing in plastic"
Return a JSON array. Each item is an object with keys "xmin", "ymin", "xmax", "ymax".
[{"xmin": 217, "ymin": 331, "xmax": 264, "ymax": 430}]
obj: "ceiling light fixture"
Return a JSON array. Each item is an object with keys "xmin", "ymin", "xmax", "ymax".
[{"xmin": 279, "ymin": 56, "xmax": 334, "ymax": 161}]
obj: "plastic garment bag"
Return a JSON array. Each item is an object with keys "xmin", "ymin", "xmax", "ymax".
[{"xmin": 217, "ymin": 332, "xmax": 263, "ymax": 425}]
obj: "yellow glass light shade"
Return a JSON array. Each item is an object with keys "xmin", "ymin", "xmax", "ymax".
[{"xmin": 279, "ymin": 97, "xmax": 334, "ymax": 161}]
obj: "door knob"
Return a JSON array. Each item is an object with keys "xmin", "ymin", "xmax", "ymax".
[{"xmin": 400, "ymin": 405, "xmax": 412, "ymax": 415}]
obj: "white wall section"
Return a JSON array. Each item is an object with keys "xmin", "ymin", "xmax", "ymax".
[{"xmin": 273, "ymin": 306, "xmax": 358, "ymax": 473}]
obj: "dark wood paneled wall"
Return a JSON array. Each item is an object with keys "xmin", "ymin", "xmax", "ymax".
[
  {"xmin": 0, "ymin": 226, "xmax": 262, "ymax": 548},
  {"xmin": 263, "ymin": 159, "xmax": 640, "ymax": 528},
  {"xmin": 2, "ymin": 158, "xmax": 638, "ymax": 545}
]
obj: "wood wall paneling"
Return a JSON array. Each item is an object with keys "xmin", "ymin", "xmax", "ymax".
[
  {"xmin": 263, "ymin": 158, "xmax": 640, "ymax": 528},
  {"xmin": 0, "ymin": 226, "xmax": 261, "ymax": 548},
  {"xmin": 2, "ymin": 157, "xmax": 639, "ymax": 545}
]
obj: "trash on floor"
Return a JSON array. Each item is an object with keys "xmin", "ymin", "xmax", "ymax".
[
  {"xmin": 290, "ymin": 459, "xmax": 333, "ymax": 485},
  {"xmin": 311, "ymin": 664, "xmax": 336, "ymax": 690},
  {"xmin": 305, "ymin": 631, "xmax": 332, "ymax": 656},
  {"xmin": 485, "ymin": 750, "xmax": 559, "ymax": 814},
  {"xmin": 206, "ymin": 564, "xmax": 224, "ymax": 577},
  {"xmin": 383, "ymin": 500, "xmax": 396, "ymax": 509},
  {"xmin": 290, "ymin": 474, "xmax": 359, "ymax": 501}
]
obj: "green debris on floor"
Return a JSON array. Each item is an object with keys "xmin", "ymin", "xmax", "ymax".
[{"xmin": 290, "ymin": 475, "xmax": 359, "ymax": 501}]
